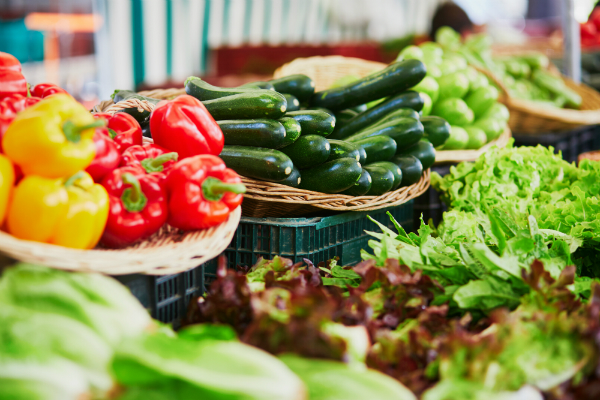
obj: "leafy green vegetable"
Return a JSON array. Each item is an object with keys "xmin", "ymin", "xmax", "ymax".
[{"xmin": 279, "ymin": 354, "xmax": 416, "ymax": 400}]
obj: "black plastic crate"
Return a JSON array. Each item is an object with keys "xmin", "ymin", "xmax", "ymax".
[
  {"xmin": 203, "ymin": 201, "xmax": 414, "ymax": 283},
  {"xmin": 513, "ymin": 125, "xmax": 600, "ymax": 163},
  {"xmin": 413, "ymin": 164, "xmax": 452, "ymax": 228},
  {"xmin": 114, "ymin": 265, "xmax": 205, "ymax": 329},
  {"xmin": 116, "ymin": 201, "xmax": 414, "ymax": 327}
]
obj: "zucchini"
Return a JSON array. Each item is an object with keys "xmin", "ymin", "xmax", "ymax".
[
  {"xmin": 421, "ymin": 116, "xmax": 451, "ymax": 147},
  {"xmin": 308, "ymin": 107, "xmax": 335, "ymax": 117},
  {"xmin": 397, "ymin": 140, "xmax": 436, "ymax": 170},
  {"xmin": 327, "ymin": 140, "xmax": 361, "ymax": 162},
  {"xmin": 353, "ymin": 136, "xmax": 397, "ymax": 164},
  {"xmin": 329, "ymin": 91, "xmax": 423, "ymax": 140},
  {"xmin": 357, "ymin": 146, "xmax": 367, "ymax": 165},
  {"xmin": 334, "ymin": 109, "xmax": 358, "ymax": 127},
  {"xmin": 140, "ymin": 119, "xmax": 151, "ymax": 138},
  {"xmin": 220, "ymin": 146, "xmax": 294, "ymax": 182},
  {"xmin": 285, "ymin": 110, "xmax": 336, "ymax": 137},
  {"xmin": 300, "ymin": 158, "xmax": 362, "ymax": 193},
  {"xmin": 185, "ymin": 76, "xmax": 275, "ymax": 101},
  {"xmin": 341, "ymin": 169, "xmax": 372, "ymax": 196},
  {"xmin": 268, "ymin": 74, "xmax": 316, "ymax": 102},
  {"xmin": 280, "ymin": 135, "xmax": 331, "ymax": 170},
  {"xmin": 363, "ymin": 165, "xmax": 394, "ymax": 195},
  {"xmin": 391, "ymin": 155, "xmax": 423, "ymax": 186},
  {"xmin": 283, "ymin": 94, "xmax": 301, "ymax": 111},
  {"xmin": 349, "ymin": 104, "xmax": 367, "ymax": 113},
  {"xmin": 203, "ymin": 92, "xmax": 287, "ymax": 120},
  {"xmin": 309, "ymin": 59, "xmax": 427, "ymax": 111},
  {"xmin": 373, "ymin": 108, "xmax": 420, "ymax": 127},
  {"xmin": 217, "ymin": 119, "xmax": 288, "ymax": 149},
  {"xmin": 278, "ymin": 117, "xmax": 302, "ymax": 147},
  {"xmin": 279, "ymin": 166, "xmax": 302, "ymax": 188},
  {"xmin": 239, "ymin": 81, "xmax": 275, "ymax": 90},
  {"xmin": 367, "ymin": 161, "xmax": 403, "ymax": 190},
  {"xmin": 346, "ymin": 118, "xmax": 424, "ymax": 148},
  {"xmin": 111, "ymin": 90, "xmax": 160, "ymax": 122}
]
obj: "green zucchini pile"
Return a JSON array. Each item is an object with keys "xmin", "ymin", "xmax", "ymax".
[{"xmin": 183, "ymin": 59, "xmax": 449, "ymax": 195}]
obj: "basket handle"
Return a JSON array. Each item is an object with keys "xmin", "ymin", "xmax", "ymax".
[{"xmin": 92, "ymin": 88, "xmax": 186, "ymax": 115}]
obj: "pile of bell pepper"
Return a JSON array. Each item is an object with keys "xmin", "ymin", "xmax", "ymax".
[{"xmin": 0, "ymin": 51, "xmax": 245, "ymax": 250}]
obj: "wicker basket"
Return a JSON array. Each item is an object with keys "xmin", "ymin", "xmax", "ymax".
[
  {"xmin": 95, "ymin": 87, "xmax": 430, "ymax": 218},
  {"xmin": 474, "ymin": 62, "xmax": 600, "ymax": 134},
  {"xmin": 0, "ymin": 206, "xmax": 240, "ymax": 275}
]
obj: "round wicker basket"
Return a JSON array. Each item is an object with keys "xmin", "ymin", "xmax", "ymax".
[
  {"xmin": 95, "ymin": 87, "xmax": 430, "ymax": 218},
  {"xmin": 0, "ymin": 206, "xmax": 240, "ymax": 275},
  {"xmin": 474, "ymin": 62, "xmax": 600, "ymax": 134}
]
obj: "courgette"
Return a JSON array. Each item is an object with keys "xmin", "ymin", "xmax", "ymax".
[
  {"xmin": 278, "ymin": 117, "xmax": 302, "ymax": 147},
  {"xmin": 353, "ymin": 136, "xmax": 397, "ymax": 164},
  {"xmin": 283, "ymin": 94, "xmax": 301, "ymax": 111},
  {"xmin": 372, "ymin": 108, "xmax": 420, "ymax": 127},
  {"xmin": 217, "ymin": 119, "xmax": 288, "ymax": 149},
  {"xmin": 111, "ymin": 90, "xmax": 161, "ymax": 123},
  {"xmin": 334, "ymin": 109, "xmax": 358, "ymax": 127},
  {"xmin": 391, "ymin": 155, "xmax": 423, "ymax": 186},
  {"xmin": 268, "ymin": 74, "xmax": 316, "ymax": 102},
  {"xmin": 285, "ymin": 110, "xmax": 336, "ymax": 137},
  {"xmin": 299, "ymin": 158, "xmax": 362, "ymax": 193},
  {"xmin": 327, "ymin": 140, "xmax": 361, "ymax": 162},
  {"xmin": 349, "ymin": 104, "xmax": 367, "ymax": 113},
  {"xmin": 346, "ymin": 118, "xmax": 424, "ymax": 148},
  {"xmin": 367, "ymin": 161, "xmax": 403, "ymax": 190},
  {"xmin": 397, "ymin": 140, "xmax": 435, "ymax": 170},
  {"xmin": 308, "ymin": 107, "xmax": 335, "ymax": 117},
  {"xmin": 309, "ymin": 59, "xmax": 427, "ymax": 111},
  {"xmin": 279, "ymin": 166, "xmax": 302, "ymax": 188},
  {"xmin": 357, "ymin": 146, "xmax": 367, "ymax": 165},
  {"xmin": 203, "ymin": 92, "xmax": 287, "ymax": 120},
  {"xmin": 421, "ymin": 116, "xmax": 451, "ymax": 147},
  {"xmin": 280, "ymin": 135, "xmax": 331, "ymax": 170},
  {"xmin": 185, "ymin": 76, "xmax": 275, "ymax": 101},
  {"xmin": 341, "ymin": 169, "xmax": 372, "ymax": 196},
  {"xmin": 239, "ymin": 81, "xmax": 275, "ymax": 90},
  {"xmin": 220, "ymin": 145, "xmax": 293, "ymax": 182},
  {"xmin": 329, "ymin": 91, "xmax": 423, "ymax": 140},
  {"xmin": 363, "ymin": 165, "xmax": 394, "ymax": 195}
]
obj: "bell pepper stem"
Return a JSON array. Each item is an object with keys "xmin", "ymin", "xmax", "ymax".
[
  {"xmin": 64, "ymin": 171, "xmax": 86, "ymax": 187},
  {"xmin": 107, "ymin": 128, "xmax": 117, "ymax": 139},
  {"xmin": 140, "ymin": 152, "xmax": 178, "ymax": 173},
  {"xmin": 202, "ymin": 176, "xmax": 246, "ymax": 202},
  {"xmin": 63, "ymin": 119, "xmax": 107, "ymax": 143},
  {"xmin": 121, "ymin": 173, "xmax": 148, "ymax": 213}
]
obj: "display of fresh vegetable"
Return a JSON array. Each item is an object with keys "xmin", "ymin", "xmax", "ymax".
[
  {"xmin": 0, "ymin": 52, "xmax": 27, "ymax": 99},
  {"xmin": 30, "ymin": 82, "xmax": 69, "ymax": 98},
  {"xmin": 150, "ymin": 94, "xmax": 224, "ymax": 158},
  {"xmin": 0, "ymin": 93, "xmax": 41, "ymax": 145},
  {"xmin": 3, "ymin": 94, "xmax": 103, "ymax": 178},
  {"xmin": 93, "ymin": 112, "xmax": 143, "ymax": 154},
  {"xmin": 7, "ymin": 171, "xmax": 108, "ymax": 249},
  {"xmin": 165, "ymin": 154, "xmax": 245, "ymax": 230},
  {"xmin": 99, "ymin": 166, "xmax": 168, "ymax": 248},
  {"xmin": 85, "ymin": 129, "xmax": 120, "ymax": 182},
  {"xmin": 397, "ymin": 31, "xmax": 507, "ymax": 151},
  {"xmin": 120, "ymin": 143, "xmax": 178, "ymax": 178}
]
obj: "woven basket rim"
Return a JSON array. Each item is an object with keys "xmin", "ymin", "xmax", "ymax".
[
  {"xmin": 435, "ymin": 126, "xmax": 512, "ymax": 164},
  {"xmin": 0, "ymin": 206, "xmax": 241, "ymax": 275}
]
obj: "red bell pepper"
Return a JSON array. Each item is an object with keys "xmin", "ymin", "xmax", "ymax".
[
  {"xmin": 120, "ymin": 144, "xmax": 178, "ymax": 182},
  {"xmin": 85, "ymin": 130, "xmax": 120, "ymax": 182},
  {"xmin": 165, "ymin": 154, "xmax": 245, "ymax": 230},
  {"xmin": 94, "ymin": 112, "xmax": 143, "ymax": 153},
  {"xmin": 0, "ymin": 52, "xmax": 21, "ymax": 72},
  {"xmin": 30, "ymin": 83, "xmax": 69, "ymax": 98},
  {"xmin": 150, "ymin": 94, "xmax": 224, "ymax": 158},
  {"xmin": 100, "ymin": 165, "xmax": 168, "ymax": 248},
  {"xmin": 0, "ymin": 69, "xmax": 27, "ymax": 100},
  {"xmin": 0, "ymin": 94, "xmax": 41, "ymax": 149}
]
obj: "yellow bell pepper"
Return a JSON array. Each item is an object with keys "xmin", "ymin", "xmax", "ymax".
[
  {"xmin": 2, "ymin": 93, "xmax": 104, "ymax": 179},
  {"xmin": 0, "ymin": 154, "xmax": 14, "ymax": 225},
  {"xmin": 7, "ymin": 170, "xmax": 109, "ymax": 249}
]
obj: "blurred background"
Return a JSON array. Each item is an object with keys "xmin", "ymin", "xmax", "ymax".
[{"xmin": 0, "ymin": 0, "xmax": 597, "ymax": 108}]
